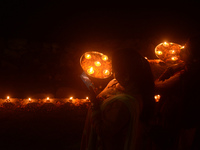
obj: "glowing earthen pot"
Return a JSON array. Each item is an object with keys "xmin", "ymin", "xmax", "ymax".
[
  {"xmin": 80, "ymin": 51, "xmax": 112, "ymax": 79},
  {"xmin": 155, "ymin": 42, "xmax": 185, "ymax": 63}
]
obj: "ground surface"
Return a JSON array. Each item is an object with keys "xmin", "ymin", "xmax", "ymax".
[{"xmin": 0, "ymin": 102, "xmax": 89, "ymax": 150}]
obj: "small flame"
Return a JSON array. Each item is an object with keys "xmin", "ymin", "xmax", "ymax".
[
  {"xmin": 171, "ymin": 56, "xmax": 178, "ymax": 61},
  {"xmin": 87, "ymin": 67, "xmax": 94, "ymax": 74},
  {"xmin": 47, "ymin": 97, "xmax": 49, "ymax": 100},
  {"xmin": 70, "ymin": 97, "xmax": 73, "ymax": 100},
  {"xmin": 86, "ymin": 97, "xmax": 89, "ymax": 100},
  {"xmin": 94, "ymin": 61, "xmax": 101, "ymax": 66},
  {"xmin": 163, "ymin": 42, "xmax": 169, "ymax": 47},
  {"xmin": 181, "ymin": 46, "xmax": 185, "ymax": 49},
  {"xmin": 154, "ymin": 95, "xmax": 161, "ymax": 102},
  {"xmin": 169, "ymin": 50, "xmax": 176, "ymax": 54},
  {"xmin": 7, "ymin": 96, "xmax": 10, "ymax": 99},
  {"xmin": 85, "ymin": 54, "xmax": 91, "ymax": 59},
  {"xmin": 102, "ymin": 55, "xmax": 108, "ymax": 61},
  {"xmin": 103, "ymin": 69, "xmax": 110, "ymax": 75},
  {"xmin": 29, "ymin": 98, "xmax": 31, "ymax": 101},
  {"xmin": 156, "ymin": 51, "xmax": 163, "ymax": 55}
]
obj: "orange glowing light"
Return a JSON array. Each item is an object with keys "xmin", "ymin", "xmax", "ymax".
[
  {"xmin": 86, "ymin": 97, "xmax": 89, "ymax": 100},
  {"xmin": 155, "ymin": 42, "xmax": 183, "ymax": 63},
  {"xmin": 169, "ymin": 50, "xmax": 175, "ymax": 54},
  {"xmin": 94, "ymin": 61, "xmax": 101, "ymax": 66},
  {"xmin": 103, "ymin": 69, "xmax": 110, "ymax": 75},
  {"xmin": 163, "ymin": 42, "xmax": 169, "ymax": 47},
  {"xmin": 171, "ymin": 56, "xmax": 178, "ymax": 61},
  {"xmin": 102, "ymin": 55, "xmax": 108, "ymax": 61},
  {"xmin": 47, "ymin": 97, "xmax": 49, "ymax": 100},
  {"xmin": 87, "ymin": 67, "xmax": 94, "ymax": 74},
  {"xmin": 181, "ymin": 46, "xmax": 185, "ymax": 49},
  {"xmin": 80, "ymin": 51, "xmax": 112, "ymax": 79},
  {"xmin": 156, "ymin": 51, "xmax": 163, "ymax": 55},
  {"xmin": 28, "ymin": 98, "xmax": 31, "ymax": 101},
  {"xmin": 70, "ymin": 97, "xmax": 73, "ymax": 100},
  {"xmin": 154, "ymin": 94, "xmax": 161, "ymax": 102},
  {"xmin": 85, "ymin": 54, "xmax": 91, "ymax": 59},
  {"xmin": 7, "ymin": 96, "xmax": 10, "ymax": 99}
]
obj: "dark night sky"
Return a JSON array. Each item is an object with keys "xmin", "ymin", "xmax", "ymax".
[
  {"xmin": 1, "ymin": 1, "xmax": 199, "ymax": 42},
  {"xmin": 0, "ymin": 1, "xmax": 200, "ymax": 98}
]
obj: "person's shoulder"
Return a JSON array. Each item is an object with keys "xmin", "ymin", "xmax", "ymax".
[
  {"xmin": 108, "ymin": 94, "xmax": 136, "ymax": 109},
  {"xmin": 114, "ymin": 94, "xmax": 135, "ymax": 102},
  {"xmin": 109, "ymin": 100, "xmax": 127, "ymax": 109},
  {"xmin": 104, "ymin": 94, "xmax": 132, "ymax": 108}
]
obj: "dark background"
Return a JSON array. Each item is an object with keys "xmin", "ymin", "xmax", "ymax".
[
  {"xmin": 0, "ymin": 1, "xmax": 200, "ymax": 150},
  {"xmin": 0, "ymin": 1, "xmax": 199, "ymax": 98}
]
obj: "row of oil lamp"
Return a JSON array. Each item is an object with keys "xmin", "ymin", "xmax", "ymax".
[
  {"xmin": 1, "ymin": 96, "xmax": 90, "ymax": 104},
  {"xmin": 2, "ymin": 95, "xmax": 161, "ymax": 104}
]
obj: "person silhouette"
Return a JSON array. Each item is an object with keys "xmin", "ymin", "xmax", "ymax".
[
  {"xmin": 81, "ymin": 48, "xmax": 155, "ymax": 150},
  {"xmin": 154, "ymin": 34, "xmax": 200, "ymax": 150}
]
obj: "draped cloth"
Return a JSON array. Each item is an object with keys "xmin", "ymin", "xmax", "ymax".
[{"xmin": 80, "ymin": 79, "xmax": 141, "ymax": 150}]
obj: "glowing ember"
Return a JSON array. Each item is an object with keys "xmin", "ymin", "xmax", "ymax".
[
  {"xmin": 103, "ymin": 69, "xmax": 110, "ymax": 75},
  {"xmin": 94, "ymin": 61, "xmax": 101, "ymax": 66},
  {"xmin": 163, "ymin": 42, "xmax": 169, "ymax": 47},
  {"xmin": 47, "ymin": 97, "xmax": 49, "ymax": 100},
  {"xmin": 156, "ymin": 51, "xmax": 163, "ymax": 55},
  {"xmin": 69, "ymin": 97, "xmax": 73, "ymax": 100},
  {"xmin": 28, "ymin": 98, "xmax": 31, "ymax": 102},
  {"xmin": 80, "ymin": 51, "xmax": 112, "ymax": 79},
  {"xmin": 85, "ymin": 53, "xmax": 91, "ymax": 59},
  {"xmin": 154, "ymin": 94, "xmax": 161, "ymax": 102},
  {"xmin": 7, "ymin": 96, "xmax": 10, "ymax": 99},
  {"xmin": 171, "ymin": 56, "xmax": 178, "ymax": 61},
  {"xmin": 102, "ymin": 55, "xmax": 108, "ymax": 61},
  {"xmin": 169, "ymin": 50, "xmax": 175, "ymax": 54},
  {"xmin": 86, "ymin": 97, "xmax": 89, "ymax": 100},
  {"xmin": 87, "ymin": 67, "xmax": 94, "ymax": 74},
  {"xmin": 155, "ymin": 42, "xmax": 184, "ymax": 63},
  {"xmin": 181, "ymin": 46, "xmax": 185, "ymax": 49}
]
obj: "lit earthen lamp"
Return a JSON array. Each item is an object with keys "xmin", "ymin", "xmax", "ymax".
[
  {"xmin": 148, "ymin": 42, "xmax": 185, "ymax": 64},
  {"xmin": 155, "ymin": 42, "xmax": 185, "ymax": 63},
  {"xmin": 147, "ymin": 42, "xmax": 185, "ymax": 80},
  {"xmin": 80, "ymin": 51, "xmax": 112, "ymax": 96},
  {"xmin": 80, "ymin": 51, "xmax": 112, "ymax": 79}
]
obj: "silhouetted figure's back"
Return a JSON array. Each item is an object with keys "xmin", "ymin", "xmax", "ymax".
[
  {"xmin": 81, "ymin": 48, "xmax": 155, "ymax": 150},
  {"xmin": 154, "ymin": 34, "xmax": 200, "ymax": 150}
]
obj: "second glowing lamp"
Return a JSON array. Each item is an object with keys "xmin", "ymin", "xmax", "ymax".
[
  {"xmin": 155, "ymin": 42, "xmax": 185, "ymax": 63},
  {"xmin": 80, "ymin": 51, "xmax": 112, "ymax": 79}
]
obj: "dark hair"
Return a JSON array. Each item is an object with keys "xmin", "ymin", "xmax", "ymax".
[
  {"xmin": 112, "ymin": 48, "xmax": 155, "ymax": 123},
  {"xmin": 180, "ymin": 35, "xmax": 200, "ymax": 128},
  {"xmin": 185, "ymin": 34, "xmax": 200, "ymax": 61}
]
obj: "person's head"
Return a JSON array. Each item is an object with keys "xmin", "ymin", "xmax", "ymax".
[
  {"xmin": 112, "ymin": 48, "xmax": 154, "ymax": 93},
  {"xmin": 181, "ymin": 34, "xmax": 200, "ymax": 63},
  {"xmin": 112, "ymin": 48, "xmax": 155, "ymax": 122}
]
